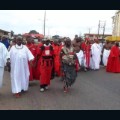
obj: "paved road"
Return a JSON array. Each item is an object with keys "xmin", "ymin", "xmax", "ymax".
[{"xmin": 0, "ymin": 67, "xmax": 120, "ymax": 110}]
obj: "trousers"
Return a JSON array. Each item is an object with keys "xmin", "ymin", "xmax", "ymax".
[{"xmin": 0, "ymin": 67, "xmax": 4, "ymax": 88}]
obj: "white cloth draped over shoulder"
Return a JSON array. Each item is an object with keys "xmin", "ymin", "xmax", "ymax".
[
  {"xmin": 103, "ymin": 49, "xmax": 110, "ymax": 66},
  {"xmin": 91, "ymin": 43, "xmax": 101, "ymax": 70},
  {"xmin": 76, "ymin": 50, "xmax": 84, "ymax": 67},
  {"xmin": 9, "ymin": 44, "xmax": 34, "ymax": 93},
  {"xmin": 0, "ymin": 42, "xmax": 9, "ymax": 88}
]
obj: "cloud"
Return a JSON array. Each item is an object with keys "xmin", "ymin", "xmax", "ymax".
[{"xmin": 0, "ymin": 10, "xmax": 116, "ymax": 39}]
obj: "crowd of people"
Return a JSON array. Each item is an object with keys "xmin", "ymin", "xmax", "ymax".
[{"xmin": 0, "ymin": 34, "xmax": 120, "ymax": 98}]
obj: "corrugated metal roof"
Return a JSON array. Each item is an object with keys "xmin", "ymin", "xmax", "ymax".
[
  {"xmin": 0, "ymin": 29, "xmax": 10, "ymax": 33},
  {"xmin": 84, "ymin": 33, "xmax": 112, "ymax": 36}
]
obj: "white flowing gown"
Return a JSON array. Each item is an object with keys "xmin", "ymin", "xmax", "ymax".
[
  {"xmin": 91, "ymin": 43, "xmax": 101, "ymax": 70},
  {"xmin": 102, "ymin": 49, "xmax": 110, "ymax": 66},
  {"xmin": 9, "ymin": 45, "xmax": 34, "ymax": 93},
  {"xmin": 76, "ymin": 50, "xmax": 84, "ymax": 67},
  {"xmin": 0, "ymin": 42, "xmax": 9, "ymax": 88}
]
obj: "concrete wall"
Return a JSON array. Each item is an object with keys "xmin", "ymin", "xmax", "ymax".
[
  {"xmin": 112, "ymin": 10, "xmax": 120, "ymax": 36},
  {"xmin": 0, "ymin": 31, "xmax": 9, "ymax": 36}
]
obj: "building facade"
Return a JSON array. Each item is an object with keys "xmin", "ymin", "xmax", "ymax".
[
  {"xmin": 112, "ymin": 10, "xmax": 120, "ymax": 36},
  {"xmin": 84, "ymin": 33, "xmax": 112, "ymax": 41},
  {"xmin": 0, "ymin": 29, "xmax": 10, "ymax": 37}
]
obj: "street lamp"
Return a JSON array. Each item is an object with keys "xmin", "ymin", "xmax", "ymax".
[{"xmin": 44, "ymin": 10, "xmax": 46, "ymax": 37}]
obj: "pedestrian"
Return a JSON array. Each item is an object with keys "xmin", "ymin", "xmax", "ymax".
[
  {"xmin": 37, "ymin": 39, "xmax": 54, "ymax": 92},
  {"xmin": 58, "ymin": 38, "xmax": 64, "ymax": 47},
  {"xmin": 52, "ymin": 39, "xmax": 61, "ymax": 77},
  {"xmin": 102, "ymin": 41, "xmax": 111, "ymax": 67},
  {"xmin": 31, "ymin": 37, "xmax": 35, "ymax": 44},
  {"xmin": 26, "ymin": 36, "xmax": 37, "ymax": 81},
  {"xmin": 9, "ymin": 36, "xmax": 34, "ymax": 98},
  {"xmin": 35, "ymin": 39, "xmax": 45, "ymax": 80},
  {"xmin": 76, "ymin": 46, "xmax": 84, "ymax": 71},
  {"xmin": 89, "ymin": 40, "xmax": 94, "ymax": 70},
  {"xmin": 0, "ymin": 36, "xmax": 2, "ymax": 42},
  {"xmin": 99, "ymin": 41, "xmax": 105, "ymax": 66},
  {"xmin": 0, "ymin": 42, "xmax": 9, "ymax": 88},
  {"xmin": 50, "ymin": 39, "xmax": 54, "ymax": 46},
  {"xmin": 8, "ymin": 38, "xmax": 16, "ymax": 51},
  {"xmin": 106, "ymin": 42, "xmax": 120, "ymax": 73},
  {"xmin": 91, "ymin": 39, "xmax": 101, "ymax": 70},
  {"xmin": 81, "ymin": 38, "xmax": 87, "ymax": 51},
  {"xmin": 60, "ymin": 38, "xmax": 77, "ymax": 92},
  {"xmin": 72, "ymin": 37, "xmax": 81, "ymax": 53},
  {"xmin": 83, "ymin": 39, "xmax": 91, "ymax": 71},
  {"xmin": 1, "ymin": 35, "xmax": 10, "ymax": 49}
]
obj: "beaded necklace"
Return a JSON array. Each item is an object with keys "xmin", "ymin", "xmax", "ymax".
[{"xmin": 15, "ymin": 44, "xmax": 23, "ymax": 49}]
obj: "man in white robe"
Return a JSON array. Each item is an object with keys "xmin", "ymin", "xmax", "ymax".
[
  {"xmin": 9, "ymin": 36, "xmax": 34, "ymax": 98},
  {"xmin": 76, "ymin": 49, "xmax": 84, "ymax": 67},
  {"xmin": 91, "ymin": 39, "xmax": 101, "ymax": 70},
  {"xmin": 0, "ymin": 42, "xmax": 9, "ymax": 88},
  {"xmin": 102, "ymin": 48, "xmax": 110, "ymax": 66},
  {"xmin": 90, "ymin": 51, "xmax": 94, "ymax": 69}
]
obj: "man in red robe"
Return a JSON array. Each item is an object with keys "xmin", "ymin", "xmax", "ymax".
[
  {"xmin": 52, "ymin": 39, "xmax": 61, "ymax": 77},
  {"xmin": 106, "ymin": 42, "xmax": 120, "ymax": 73},
  {"xmin": 35, "ymin": 40, "xmax": 44, "ymax": 80},
  {"xmin": 26, "ymin": 36, "xmax": 37, "ymax": 81},
  {"xmin": 37, "ymin": 39, "xmax": 54, "ymax": 92}
]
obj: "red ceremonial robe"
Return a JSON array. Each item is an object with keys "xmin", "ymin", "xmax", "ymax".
[
  {"xmin": 52, "ymin": 44, "xmax": 61, "ymax": 76},
  {"xmin": 75, "ymin": 59, "xmax": 80, "ymax": 72},
  {"xmin": 84, "ymin": 44, "xmax": 91, "ymax": 68},
  {"xmin": 37, "ymin": 44, "xmax": 54, "ymax": 85},
  {"xmin": 81, "ymin": 42, "xmax": 86, "ymax": 51},
  {"xmin": 106, "ymin": 45, "xmax": 120, "ymax": 73},
  {"xmin": 26, "ymin": 43, "xmax": 37, "ymax": 81},
  {"xmin": 35, "ymin": 43, "xmax": 43, "ymax": 80}
]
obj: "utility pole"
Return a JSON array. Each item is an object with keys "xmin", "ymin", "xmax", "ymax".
[
  {"xmin": 44, "ymin": 10, "xmax": 46, "ymax": 37},
  {"xmin": 97, "ymin": 20, "xmax": 106, "ymax": 40},
  {"xmin": 98, "ymin": 20, "xmax": 100, "ymax": 39},
  {"xmin": 79, "ymin": 32, "xmax": 81, "ymax": 37},
  {"xmin": 88, "ymin": 28, "xmax": 91, "ymax": 34},
  {"xmin": 102, "ymin": 21, "xmax": 106, "ymax": 39}
]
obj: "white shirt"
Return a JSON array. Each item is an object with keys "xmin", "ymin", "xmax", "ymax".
[{"xmin": 0, "ymin": 42, "xmax": 9, "ymax": 67}]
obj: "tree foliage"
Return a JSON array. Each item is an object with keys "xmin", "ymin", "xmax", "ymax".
[
  {"xmin": 29, "ymin": 30, "xmax": 39, "ymax": 34},
  {"xmin": 11, "ymin": 30, "xmax": 14, "ymax": 37}
]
